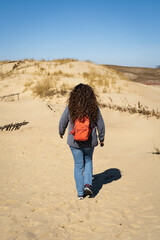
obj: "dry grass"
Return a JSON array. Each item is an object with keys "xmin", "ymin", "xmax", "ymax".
[
  {"xmin": 53, "ymin": 70, "xmax": 62, "ymax": 76},
  {"xmin": 100, "ymin": 98, "xmax": 160, "ymax": 119},
  {"xmin": 85, "ymin": 60, "xmax": 94, "ymax": 64},
  {"xmin": 83, "ymin": 72, "xmax": 90, "ymax": 79},
  {"xmin": 83, "ymin": 70, "xmax": 122, "ymax": 94},
  {"xmin": 58, "ymin": 83, "xmax": 70, "ymax": 96},
  {"xmin": 83, "ymin": 71, "xmax": 106, "ymax": 86},
  {"xmin": 0, "ymin": 70, "xmax": 13, "ymax": 80},
  {"xmin": 24, "ymin": 81, "xmax": 33, "ymax": 87},
  {"xmin": 102, "ymin": 65, "xmax": 130, "ymax": 82},
  {"xmin": 52, "ymin": 58, "xmax": 78, "ymax": 65},
  {"xmin": 40, "ymin": 67, "xmax": 45, "ymax": 71},
  {"xmin": 32, "ymin": 76, "xmax": 72, "ymax": 98},
  {"xmin": 2, "ymin": 61, "xmax": 75, "ymax": 79},
  {"xmin": 32, "ymin": 77, "xmax": 57, "ymax": 98},
  {"xmin": 53, "ymin": 70, "xmax": 74, "ymax": 78},
  {"xmin": 23, "ymin": 81, "xmax": 34, "ymax": 92}
]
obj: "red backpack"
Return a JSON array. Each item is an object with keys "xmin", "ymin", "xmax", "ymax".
[{"xmin": 70, "ymin": 116, "xmax": 91, "ymax": 141}]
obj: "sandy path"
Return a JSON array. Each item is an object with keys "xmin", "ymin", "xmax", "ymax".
[{"xmin": 0, "ymin": 99, "xmax": 160, "ymax": 240}]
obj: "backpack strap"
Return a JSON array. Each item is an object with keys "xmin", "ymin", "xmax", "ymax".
[
  {"xmin": 69, "ymin": 122, "xmax": 75, "ymax": 135},
  {"xmin": 90, "ymin": 121, "xmax": 96, "ymax": 131}
]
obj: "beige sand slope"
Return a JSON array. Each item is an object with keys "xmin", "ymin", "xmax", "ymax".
[{"xmin": 0, "ymin": 60, "xmax": 160, "ymax": 240}]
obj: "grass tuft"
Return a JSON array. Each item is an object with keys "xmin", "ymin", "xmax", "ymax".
[
  {"xmin": 53, "ymin": 70, "xmax": 73, "ymax": 78},
  {"xmin": 52, "ymin": 58, "xmax": 78, "ymax": 65},
  {"xmin": 59, "ymin": 83, "xmax": 69, "ymax": 96},
  {"xmin": 33, "ymin": 77, "xmax": 56, "ymax": 98}
]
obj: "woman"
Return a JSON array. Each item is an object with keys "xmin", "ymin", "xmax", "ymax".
[{"xmin": 59, "ymin": 83, "xmax": 105, "ymax": 199}]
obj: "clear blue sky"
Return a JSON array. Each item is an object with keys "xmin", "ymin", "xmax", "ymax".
[{"xmin": 0, "ymin": 0, "xmax": 160, "ymax": 67}]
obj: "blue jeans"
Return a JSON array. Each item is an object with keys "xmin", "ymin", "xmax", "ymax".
[{"xmin": 70, "ymin": 146, "xmax": 94, "ymax": 196}]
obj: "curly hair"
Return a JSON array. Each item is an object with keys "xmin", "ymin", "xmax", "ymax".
[{"xmin": 68, "ymin": 83, "xmax": 99, "ymax": 123}]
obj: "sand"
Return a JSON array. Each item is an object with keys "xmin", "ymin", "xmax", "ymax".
[{"xmin": 0, "ymin": 61, "xmax": 160, "ymax": 240}]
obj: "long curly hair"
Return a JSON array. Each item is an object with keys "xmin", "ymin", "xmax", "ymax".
[{"xmin": 68, "ymin": 83, "xmax": 99, "ymax": 123}]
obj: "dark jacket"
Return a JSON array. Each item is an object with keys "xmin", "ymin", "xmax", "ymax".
[{"xmin": 59, "ymin": 106, "xmax": 105, "ymax": 148}]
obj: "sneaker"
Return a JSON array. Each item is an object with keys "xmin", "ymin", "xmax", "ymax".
[
  {"xmin": 78, "ymin": 196, "xmax": 84, "ymax": 200},
  {"xmin": 84, "ymin": 184, "xmax": 94, "ymax": 197}
]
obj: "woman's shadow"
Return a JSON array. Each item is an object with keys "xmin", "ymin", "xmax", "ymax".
[{"xmin": 92, "ymin": 168, "xmax": 122, "ymax": 197}]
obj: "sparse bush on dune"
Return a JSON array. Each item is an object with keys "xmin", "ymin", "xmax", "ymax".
[
  {"xmin": 58, "ymin": 83, "xmax": 70, "ymax": 96},
  {"xmin": 25, "ymin": 81, "xmax": 34, "ymax": 87},
  {"xmin": 62, "ymin": 73, "xmax": 74, "ymax": 78},
  {"xmin": 53, "ymin": 70, "xmax": 74, "ymax": 78},
  {"xmin": 40, "ymin": 67, "xmax": 45, "ymax": 71},
  {"xmin": 0, "ymin": 71, "xmax": 5, "ymax": 80},
  {"xmin": 83, "ymin": 72, "xmax": 90, "ymax": 79},
  {"xmin": 85, "ymin": 60, "xmax": 94, "ymax": 64},
  {"xmin": 34, "ymin": 62, "xmax": 40, "ymax": 67},
  {"xmin": 23, "ymin": 58, "xmax": 34, "ymax": 62},
  {"xmin": 33, "ymin": 77, "xmax": 57, "ymax": 98},
  {"xmin": 53, "ymin": 70, "xmax": 63, "ymax": 76},
  {"xmin": 32, "ymin": 76, "xmax": 72, "ymax": 98},
  {"xmin": 0, "ymin": 70, "xmax": 13, "ymax": 80},
  {"xmin": 52, "ymin": 58, "xmax": 78, "ymax": 65}
]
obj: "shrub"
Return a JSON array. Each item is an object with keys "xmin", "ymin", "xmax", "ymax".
[
  {"xmin": 83, "ymin": 72, "xmax": 90, "ymax": 79},
  {"xmin": 40, "ymin": 67, "xmax": 45, "ymax": 71},
  {"xmin": 0, "ymin": 70, "xmax": 12, "ymax": 80},
  {"xmin": 59, "ymin": 83, "xmax": 69, "ymax": 96},
  {"xmin": 33, "ymin": 78, "xmax": 56, "ymax": 98}
]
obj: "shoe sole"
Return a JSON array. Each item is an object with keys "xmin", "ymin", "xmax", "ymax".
[{"xmin": 84, "ymin": 187, "xmax": 94, "ymax": 197}]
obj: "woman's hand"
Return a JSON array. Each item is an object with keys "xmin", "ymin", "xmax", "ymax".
[
  {"xmin": 60, "ymin": 134, "xmax": 63, "ymax": 139},
  {"xmin": 100, "ymin": 141, "xmax": 104, "ymax": 147}
]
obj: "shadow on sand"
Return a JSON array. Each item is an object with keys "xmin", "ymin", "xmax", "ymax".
[{"xmin": 92, "ymin": 168, "xmax": 122, "ymax": 197}]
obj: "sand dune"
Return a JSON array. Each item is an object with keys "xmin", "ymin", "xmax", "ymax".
[{"xmin": 0, "ymin": 60, "xmax": 160, "ymax": 239}]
